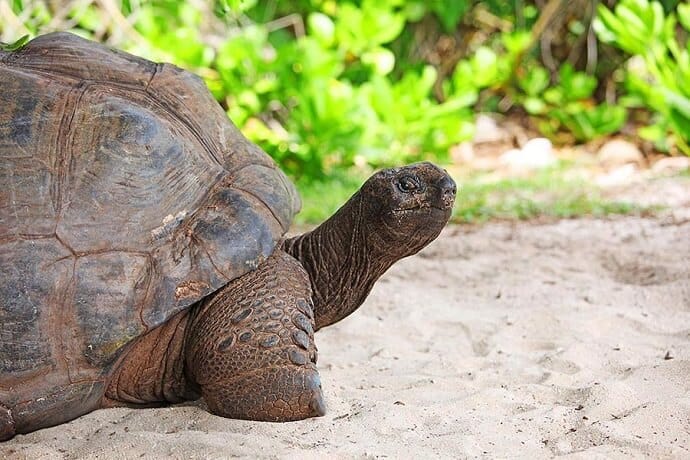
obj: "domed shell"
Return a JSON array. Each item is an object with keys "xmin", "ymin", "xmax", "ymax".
[{"xmin": 0, "ymin": 32, "xmax": 299, "ymax": 424}]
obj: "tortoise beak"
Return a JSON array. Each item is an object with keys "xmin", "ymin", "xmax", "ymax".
[{"xmin": 436, "ymin": 174, "xmax": 457, "ymax": 210}]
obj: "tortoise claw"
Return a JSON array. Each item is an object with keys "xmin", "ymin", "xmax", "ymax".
[{"xmin": 203, "ymin": 365, "xmax": 326, "ymax": 422}]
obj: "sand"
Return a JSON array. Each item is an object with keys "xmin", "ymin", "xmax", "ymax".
[{"xmin": 2, "ymin": 192, "xmax": 689, "ymax": 459}]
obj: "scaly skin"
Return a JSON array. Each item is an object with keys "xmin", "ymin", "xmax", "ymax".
[
  {"xmin": 283, "ymin": 162, "xmax": 456, "ymax": 330},
  {"xmin": 104, "ymin": 162, "xmax": 456, "ymax": 422},
  {"xmin": 106, "ymin": 250, "xmax": 323, "ymax": 420},
  {"xmin": 185, "ymin": 250, "xmax": 323, "ymax": 421},
  {"xmin": 104, "ymin": 311, "xmax": 195, "ymax": 407}
]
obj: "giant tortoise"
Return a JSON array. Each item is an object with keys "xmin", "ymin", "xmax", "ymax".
[{"xmin": 0, "ymin": 32, "xmax": 456, "ymax": 440}]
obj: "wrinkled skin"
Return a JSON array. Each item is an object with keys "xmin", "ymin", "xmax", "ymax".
[
  {"xmin": 284, "ymin": 162, "xmax": 457, "ymax": 330},
  {"xmin": 105, "ymin": 162, "xmax": 456, "ymax": 423}
]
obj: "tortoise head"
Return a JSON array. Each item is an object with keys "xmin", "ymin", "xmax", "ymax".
[
  {"xmin": 358, "ymin": 162, "xmax": 456, "ymax": 257},
  {"xmin": 282, "ymin": 162, "xmax": 456, "ymax": 330}
]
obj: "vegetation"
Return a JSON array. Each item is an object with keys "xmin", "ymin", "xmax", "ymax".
[
  {"xmin": 595, "ymin": 0, "xmax": 690, "ymax": 155},
  {"xmin": 1, "ymin": 0, "xmax": 686, "ymax": 222},
  {"xmin": 299, "ymin": 162, "xmax": 648, "ymax": 224}
]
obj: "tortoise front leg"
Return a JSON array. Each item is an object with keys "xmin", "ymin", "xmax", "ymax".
[{"xmin": 185, "ymin": 251, "xmax": 325, "ymax": 421}]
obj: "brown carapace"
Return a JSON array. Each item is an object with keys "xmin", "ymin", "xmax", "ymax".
[{"xmin": 0, "ymin": 33, "xmax": 456, "ymax": 441}]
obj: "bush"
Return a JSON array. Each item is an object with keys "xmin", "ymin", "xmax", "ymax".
[
  {"xmin": 595, "ymin": 0, "xmax": 690, "ymax": 155},
  {"xmin": 2, "ymin": 0, "xmax": 688, "ymax": 190}
]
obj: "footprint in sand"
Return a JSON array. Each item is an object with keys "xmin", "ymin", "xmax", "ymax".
[
  {"xmin": 600, "ymin": 252, "xmax": 682, "ymax": 286},
  {"xmin": 538, "ymin": 355, "xmax": 581, "ymax": 375}
]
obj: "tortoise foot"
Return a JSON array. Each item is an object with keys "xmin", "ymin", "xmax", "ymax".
[
  {"xmin": 204, "ymin": 365, "xmax": 325, "ymax": 422},
  {"xmin": 0, "ymin": 404, "xmax": 15, "ymax": 441}
]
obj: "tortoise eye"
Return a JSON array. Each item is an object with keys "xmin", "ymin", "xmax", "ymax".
[{"xmin": 397, "ymin": 175, "xmax": 421, "ymax": 193}]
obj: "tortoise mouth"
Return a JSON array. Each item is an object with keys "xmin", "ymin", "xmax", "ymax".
[{"xmin": 392, "ymin": 204, "xmax": 452, "ymax": 216}]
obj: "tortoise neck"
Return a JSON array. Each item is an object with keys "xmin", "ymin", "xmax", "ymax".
[{"xmin": 283, "ymin": 192, "xmax": 397, "ymax": 330}]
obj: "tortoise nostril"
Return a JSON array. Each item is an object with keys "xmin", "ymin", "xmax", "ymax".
[
  {"xmin": 436, "ymin": 175, "xmax": 457, "ymax": 209},
  {"xmin": 439, "ymin": 176, "xmax": 457, "ymax": 196}
]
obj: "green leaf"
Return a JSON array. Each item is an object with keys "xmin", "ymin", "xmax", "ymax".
[
  {"xmin": 663, "ymin": 88, "xmax": 690, "ymax": 119},
  {"xmin": 524, "ymin": 97, "xmax": 547, "ymax": 114},
  {"xmin": 121, "ymin": 0, "xmax": 132, "ymax": 15},
  {"xmin": 553, "ymin": 103, "xmax": 627, "ymax": 141},
  {"xmin": 593, "ymin": 104, "xmax": 628, "ymax": 134},
  {"xmin": 543, "ymin": 87, "xmax": 563, "ymax": 105},
  {"xmin": 308, "ymin": 12, "xmax": 335, "ymax": 47},
  {"xmin": 471, "ymin": 47, "xmax": 499, "ymax": 87},
  {"xmin": 502, "ymin": 31, "xmax": 531, "ymax": 56},
  {"xmin": 638, "ymin": 122, "xmax": 668, "ymax": 144},
  {"xmin": 667, "ymin": 107, "xmax": 690, "ymax": 152},
  {"xmin": 519, "ymin": 66, "xmax": 550, "ymax": 96},
  {"xmin": 430, "ymin": 0, "xmax": 470, "ymax": 32},
  {"xmin": 217, "ymin": 0, "xmax": 257, "ymax": 14},
  {"xmin": 595, "ymin": 4, "xmax": 646, "ymax": 54},
  {"xmin": 363, "ymin": 2, "xmax": 405, "ymax": 46},
  {"xmin": 664, "ymin": 15, "xmax": 681, "ymax": 59},
  {"xmin": 0, "ymin": 35, "xmax": 29, "ymax": 51},
  {"xmin": 404, "ymin": 2, "xmax": 427, "ymax": 22},
  {"xmin": 427, "ymin": 91, "xmax": 478, "ymax": 117},
  {"xmin": 615, "ymin": 4, "xmax": 649, "ymax": 38},
  {"xmin": 73, "ymin": 3, "xmax": 105, "ymax": 31},
  {"xmin": 678, "ymin": 3, "xmax": 690, "ymax": 32},
  {"xmin": 556, "ymin": 63, "xmax": 597, "ymax": 101},
  {"xmin": 334, "ymin": 3, "xmax": 366, "ymax": 54},
  {"xmin": 651, "ymin": 1, "xmax": 664, "ymax": 37},
  {"xmin": 419, "ymin": 65, "xmax": 439, "ymax": 96},
  {"xmin": 452, "ymin": 61, "xmax": 474, "ymax": 92},
  {"xmin": 592, "ymin": 16, "xmax": 616, "ymax": 44},
  {"xmin": 334, "ymin": 1, "xmax": 405, "ymax": 55},
  {"xmin": 361, "ymin": 47, "xmax": 395, "ymax": 75},
  {"xmin": 237, "ymin": 89, "xmax": 261, "ymax": 113}
]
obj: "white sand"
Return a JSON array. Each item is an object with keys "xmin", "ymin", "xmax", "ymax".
[{"xmin": 2, "ymin": 207, "xmax": 689, "ymax": 458}]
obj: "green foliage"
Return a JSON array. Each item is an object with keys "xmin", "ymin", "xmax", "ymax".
[
  {"xmin": 0, "ymin": 34, "xmax": 29, "ymax": 51},
  {"xmin": 428, "ymin": 0, "xmax": 471, "ymax": 33},
  {"xmin": 2, "ymin": 0, "xmax": 688, "ymax": 222},
  {"xmin": 517, "ymin": 64, "xmax": 627, "ymax": 142},
  {"xmin": 447, "ymin": 30, "xmax": 626, "ymax": 143},
  {"xmin": 450, "ymin": 31, "xmax": 531, "ymax": 93},
  {"xmin": 453, "ymin": 173, "xmax": 642, "ymax": 223},
  {"xmin": 595, "ymin": 0, "xmax": 690, "ymax": 155},
  {"xmin": 203, "ymin": 0, "xmax": 487, "ymax": 179},
  {"xmin": 334, "ymin": 0, "xmax": 405, "ymax": 56},
  {"xmin": 297, "ymin": 164, "xmax": 647, "ymax": 224},
  {"xmin": 94, "ymin": 0, "xmax": 484, "ymax": 180},
  {"xmin": 362, "ymin": 67, "xmax": 476, "ymax": 165},
  {"xmin": 1, "ymin": 0, "xmax": 636, "ymax": 179},
  {"xmin": 296, "ymin": 173, "xmax": 364, "ymax": 224}
]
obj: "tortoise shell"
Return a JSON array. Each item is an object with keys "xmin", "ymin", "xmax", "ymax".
[{"xmin": 0, "ymin": 32, "xmax": 299, "ymax": 426}]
